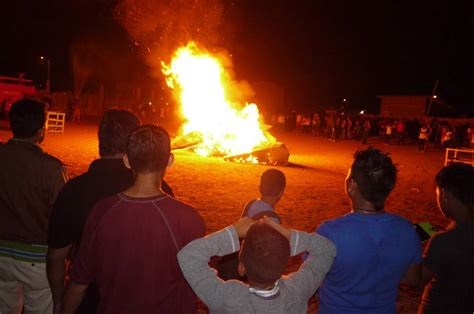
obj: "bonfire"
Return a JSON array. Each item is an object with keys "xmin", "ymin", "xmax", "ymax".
[{"xmin": 162, "ymin": 42, "xmax": 288, "ymax": 165}]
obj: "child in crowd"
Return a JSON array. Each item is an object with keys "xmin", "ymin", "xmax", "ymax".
[
  {"xmin": 242, "ymin": 169, "xmax": 286, "ymax": 223},
  {"xmin": 217, "ymin": 169, "xmax": 286, "ymax": 280},
  {"xmin": 418, "ymin": 163, "xmax": 474, "ymax": 313},
  {"xmin": 178, "ymin": 216, "xmax": 336, "ymax": 313}
]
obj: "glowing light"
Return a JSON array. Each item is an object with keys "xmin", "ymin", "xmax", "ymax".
[
  {"xmin": 433, "ymin": 95, "xmax": 438, "ymax": 99},
  {"xmin": 162, "ymin": 42, "xmax": 274, "ymax": 157}
]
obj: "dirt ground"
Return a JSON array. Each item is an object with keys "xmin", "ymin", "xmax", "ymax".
[{"xmin": 0, "ymin": 121, "xmax": 450, "ymax": 313}]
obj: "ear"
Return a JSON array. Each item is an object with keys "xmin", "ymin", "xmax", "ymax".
[
  {"xmin": 167, "ymin": 153, "xmax": 175, "ymax": 169},
  {"xmin": 238, "ymin": 261, "xmax": 245, "ymax": 277},
  {"xmin": 347, "ymin": 178, "xmax": 357, "ymax": 195},
  {"xmin": 122, "ymin": 154, "xmax": 132, "ymax": 170},
  {"xmin": 440, "ymin": 188, "xmax": 451, "ymax": 205}
]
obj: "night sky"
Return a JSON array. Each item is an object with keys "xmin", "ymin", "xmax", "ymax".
[{"xmin": 1, "ymin": 0, "xmax": 472, "ymax": 114}]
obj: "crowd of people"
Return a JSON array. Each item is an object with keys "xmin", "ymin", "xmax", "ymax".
[
  {"xmin": 272, "ymin": 111, "xmax": 474, "ymax": 149},
  {"xmin": 0, "ymin": 98, "xmax": 473, "ymax": 314}
]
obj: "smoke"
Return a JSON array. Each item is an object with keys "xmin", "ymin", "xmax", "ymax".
[
  {"xmin": 114, "ymin": 0, "xmax": 225, "ymax": 78},
  {"xmin": 113, "ymin": 0, "xmax": 256, "ymax": 109}
]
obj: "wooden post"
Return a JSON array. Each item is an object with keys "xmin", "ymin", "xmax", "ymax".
[{"xmin": 426, "ymin": 80, "xmax": 439, "ymax": 116}]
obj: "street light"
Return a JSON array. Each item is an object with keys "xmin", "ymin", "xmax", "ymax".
[{"xmin": 40, "ymin": 56, "xmax": 50, "ymax": 94}]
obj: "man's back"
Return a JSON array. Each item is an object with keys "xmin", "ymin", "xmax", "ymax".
[
  {"xmin": 71, "ymin": 193, "xmax": 205, "ymax": 314},
  {"xmin": 316, "ymin": 212, "xmax": 421, "ymax": 314},
  {"xmin": 0, "ymin": 139, "xmax": 67, "ymax": 244}
]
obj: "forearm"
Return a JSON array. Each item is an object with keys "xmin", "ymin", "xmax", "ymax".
[
  {"xmin": 46, "ymin": 258, "xmax": 67, "ymax": 303},
  {"xmin": 285, "ymin": 231, "xmax": 336, "ymax": 299},
  {"xmin": 61, "ymin": 281, "xmax": 88, "ymax": 314},
  {"xmin": 178, "ymin": 227, "xmax": 239, "ymax": 308},
  {"xmin": 47, "ymin": 246, "xmax": 72, "ymax": 304}
]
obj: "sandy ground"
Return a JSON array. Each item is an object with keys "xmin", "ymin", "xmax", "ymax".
[{"xmin": 0, "ymin": 121, "xmax": 450, "ymax": 313}]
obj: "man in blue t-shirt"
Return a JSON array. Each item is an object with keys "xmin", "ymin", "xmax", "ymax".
[{"xmin": 316, "ymin": 147, "xmax": 421, "ymax": 314}]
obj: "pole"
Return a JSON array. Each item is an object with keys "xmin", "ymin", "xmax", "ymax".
[
  {"xmin": 426, "ymin": 79, "xmax": 438, "ymax": 116},
  {"xmin": 46, "ymin": 59, "xmax": 51, "ymax": 95}
]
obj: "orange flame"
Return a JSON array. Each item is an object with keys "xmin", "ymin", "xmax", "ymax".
[{"xmin": 162, "ymin": 42, "xmax": 275, "ymax": 157}]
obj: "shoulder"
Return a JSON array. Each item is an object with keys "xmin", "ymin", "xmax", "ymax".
[
  {"xmin": 37, "ymin": 150, "xmax": 65, "ymax": 170},
  {"xmin": 58, "ymin": 171, "xmax": 89, "ymax": 192},
  {"xmin": 383, "ymin": 213, "xmax": 417, "ymax": 230},
  {"xmin": 160, "ymin": 197, "xmax": 203, "ymax": 219},
  {"xmin": 87, "ymin": 194, "xmax": 123, "ymax": 223}
]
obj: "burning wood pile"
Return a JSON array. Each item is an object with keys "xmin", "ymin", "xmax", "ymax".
[{"xmin": 163, "ymin": 42, "xmax": 289, "ymax": 165}]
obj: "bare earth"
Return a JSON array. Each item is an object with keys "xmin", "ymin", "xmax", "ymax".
[{"xmin": 0, "ymin": 122, "xmax": 448, "ymax": 313}]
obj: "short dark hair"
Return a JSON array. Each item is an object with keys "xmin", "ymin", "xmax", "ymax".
[
  {"xmin": 126, "ymin": 124, "xmax": 170, "ymax": 173},
  {"xmin": 259, "ymin": 169, "xmax": 286, "ymax": 197},
  {"xmin": 98, "ymin": 110, "xmax": 140, "ymax": 156},
  {"xmin": 436, "ymin": 163, "xmax": 474, "ymax": 210},
  {"xmin": 9, "ymin": 99, "xmax": 46, "ymax": 138},
  {"xmin": 350, "ymin": 147, "xmax": 397, "ymax": 211},
  {"xmin": 240, "ymin": 221, "xmax": 290, "ymax": 285}
]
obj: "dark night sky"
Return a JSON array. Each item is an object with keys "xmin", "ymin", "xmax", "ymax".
[{"xmin": 1, "ymin": 0, "xmax": 473, "ymax": 114}]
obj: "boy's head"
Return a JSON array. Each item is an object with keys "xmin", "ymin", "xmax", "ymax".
[
  {"xmin": 435, "ymin": 163, "xmax": 474, "ymax": 217},
  {"xmin": 9, "ymin": 99, "xmax": 47, "ymax": 142},
  {"xmin": 346, "ymin": 147, "xmax": 397, "ymax": 211},
  {"xmin": 239, "ymin": 221, "xmax": 290, "ymax": 286},
  {"xmin": 259, "ymin": 169, "xmax": 286, "ymax": 199},
  {"xmin": 98, "ymin": 110, "xmax": 140, "ymax": 157},
  {"xmin": 124, "ymin": 124, "xmax": 172, "ymax": 174}
]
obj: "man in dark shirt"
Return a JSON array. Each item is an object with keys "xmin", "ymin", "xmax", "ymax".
[
  {"xmin": 0, "ymin": 99, "xmax": 68, "ymax": 313},
  {"xmin": 47, "ymin": 110, "xmax": 174, "ymax": 313},
  {"xmin": 418, "ymin": 163, "xmax": 474, "ymax": 313},
  {"xmin": 62, "ymin": 125, "xmax": 205, "ymax": 314}
]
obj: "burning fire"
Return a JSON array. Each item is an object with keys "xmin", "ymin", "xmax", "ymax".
[{"xmin": 162, "ymin": 42, "xmax": 275, "ymax": 157}]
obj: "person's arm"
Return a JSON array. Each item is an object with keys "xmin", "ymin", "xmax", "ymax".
[
  {"xmin": 47, "ymin": 245, "xmax": 72, "ymax": 311},
  {"xmin": 177, "ymin": 217, "xmax": 254, "ymax": 309},
  {"xmin": 267, "ymin": 218, "xmax": 336, "ymax": 301},
  {"xmin": 400, "ymin": 263, "xmax": 421, "ymax": 286},
  {"xmin": 400, "ymin": 221, "xmax": 426, "ymax": 286},
  {"xmin": 61, "ymin": 281, "xmax": 88, "ymax": 314}
]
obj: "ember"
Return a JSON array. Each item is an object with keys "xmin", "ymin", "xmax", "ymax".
[{"xmin": 162, "ymin": 42, "xmax": 280, "ymax": 161}]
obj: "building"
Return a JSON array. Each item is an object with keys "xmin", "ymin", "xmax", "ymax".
[{"xmin": 378, "ymin": 95, "xmax": 430, "ymax": 118}]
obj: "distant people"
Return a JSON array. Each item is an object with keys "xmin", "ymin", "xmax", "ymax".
[
  {"xmin": 417, "ymin": 163, "xmax": 474, "ymax": 314},
  {"xmin": 385, "ymin": 122, "xmax": 393, "ymax": 145},
  {"xmin": 361, "ymin": 120, "xmax": 371, "ymax": 144},
  {"xmin": 396, "ymin": 120, "xmax": 406, "ymax": 144},
  {"xmin": 71, "ymin": 99, "xmax": 81, "ymax": 122},
  {"xmin": 61, "ymin": 125, "xmax": 205, "ymax": 314},
  {"xmin": 217, "ymin": 169, "xmax": 286, "ymax": 280},
  {"xmin": 0, "ymin": 99, "xmax": 68, "ymax": 313},
  {"xmin": 315, "ymin": 147, "xmax": 422, "ymax": 313},
  {"xmin": 418, "ymin": 124, "xmax": 429, "ymax": 151},
  {"xmin": 47, "ymin": 110, "xmax": 174, "ymax": 313},
  {"xmin": 178, "ymin": 216, "xmax": 336, "ymax": 313},
  {"xmin": 441, "ymin": 127, "xmax": 453, "ymax": 148}
]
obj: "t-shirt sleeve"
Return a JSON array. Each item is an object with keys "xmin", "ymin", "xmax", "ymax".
[
  {"xmin": 422, "ymin": 234, "xmax": 444, "ymax": 274},
  {"xmin": 70, "ymin": 204, "xmax": 100, "ymax": 285},
  {"xmin": 48, "ymin": 163, "xmax": 68, "ymax": 206},
  {"xmin": 180, "ymin": 207, "xmax": 206, "ymax": 247},
  {"xmin": 316, "ymin": 222, "xmax": 335, "ymax": 243},
  {"xmin": 47, "ymin": 184, "xmax": 77, "ymax": 248}
]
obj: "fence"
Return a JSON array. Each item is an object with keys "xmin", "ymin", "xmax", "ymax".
[
  {"xmin": 46, "ymin": 111, "xmax": 66, "ymax": 134},
  {"xmin": 444, "ymin": 148, "xmax": 474, "ymax": 166}
]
